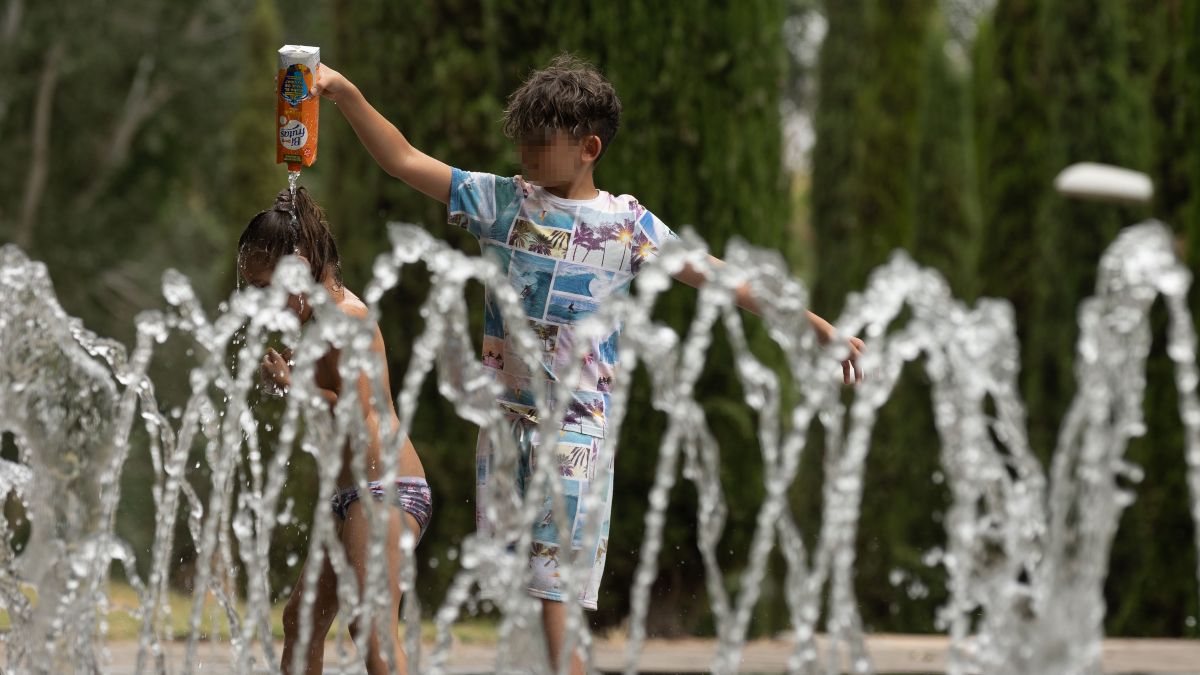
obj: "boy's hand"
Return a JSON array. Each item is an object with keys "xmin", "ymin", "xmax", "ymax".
[
  {"xmin": 809, "ymin": 314, "xmax": 865, "ymax": 385},
  {"xmin": 842, "ymin": 337, "xmax": 865, "ymax": 385},
  {"xmin": 260, "ymin": 347, "xmax": 293, "ymax": 394},
  {"xmin": 311, "ymin": 63, "xmax": 352, "ymax": 104}
]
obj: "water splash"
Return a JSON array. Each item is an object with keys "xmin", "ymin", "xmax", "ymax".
[
  {"xmin": 0, "ymin": 220, "xmax": 1195, "ymax": 675},
  {"xmin": 287, "ymin": 170, "xmax": 301, "ymax": 233},
  {"xmin": 0, "ymin": 246, "xmax": 133, "ymax": 673}
]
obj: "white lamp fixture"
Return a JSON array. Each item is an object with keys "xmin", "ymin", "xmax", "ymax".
[{"xmin": 1053, "ymin": 162, "xmax": 1154, "ymax": 204}]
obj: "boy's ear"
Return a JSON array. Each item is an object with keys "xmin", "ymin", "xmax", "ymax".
[{"xmin": 582, "ymin": 134, "xmax": 603, "ymax": 163}]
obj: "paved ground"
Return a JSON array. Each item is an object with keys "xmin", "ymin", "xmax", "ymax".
[{"xmin": 10, "ymin": 634, "xmax": 1197, "ymax": 673}]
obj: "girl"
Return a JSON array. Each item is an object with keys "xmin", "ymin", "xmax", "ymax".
[{"xmin": 239, "ymin": 187, "xmax": 429, "ymax": 675}]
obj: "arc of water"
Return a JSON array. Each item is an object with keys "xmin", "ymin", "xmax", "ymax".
[{"xmin": 3, "ymin": 219, "xmax": 1200, "ymax": 675}]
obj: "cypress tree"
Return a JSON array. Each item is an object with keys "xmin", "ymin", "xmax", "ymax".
[
  {"xmin": 1030, "ymin": 0, "xmax": 1151, "ymax": 455},
  {"xmin": 224, "ymin": 0, "xmax": 283, "ymax": 229},
  {"xmin": 810, "ymin": 0, "xmax": 869, "ymax": 314},
  {"xmin": 809, "ymin": 0, "xmax": 944, "ymax": 633},
  {"xmin": 972, "ymin": 0, "xmax": 1054, "ymax": 454},
  {"xmin": 851, "ymin": 0, "xmax": 943, "ymax": 633},
  {"xmin": 913, "ymin": 22, "xmax": 982, "ymax": 300},
  {"xmin": 977, "ymin": 0, "xmax": 1191, "ymax": 637},
  {"xmin": 802, "ymin": 0, "xmax": 871, "ymax": 597},
  {"xmin": 1104, "ymin": 0, "xmax": 1199, "ymax": 637},
  {"xmin": 1184, "ymin": 0, "xmax": 1200, "ymax": 283},
  {"xmin": 853, "ymin": 0, "xmax": 932, "ymax": 270}
]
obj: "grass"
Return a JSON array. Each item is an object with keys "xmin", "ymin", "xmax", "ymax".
[{"xmin": 0, "ymin": 580, "xmax": 498, "ymax": 644}]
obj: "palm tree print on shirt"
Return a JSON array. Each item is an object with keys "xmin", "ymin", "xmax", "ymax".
[
  {"xmin": 558, "ymin": 444, "xmax": 591, "ymax": 477},
  {"xmin": 509, "ymin": 219, "xmax": 570, "ymax": 258},
  {"xmin": 530, "ymin": 322, "xmax": 558, "ymax": 352},
  {"xmin": 571, "ymin": 221, "xmax": 616, "ymax": 265},
  {"xmin": 562, "ymin": 396, "xmax": 606, "ymax": 432},
  {"xmin": 614, "ymin": 218, "xmax": 635, "ymax": 269},
  {"xmin": 630, "ymin": 230, "xmax": 658, "ymax": 275}
]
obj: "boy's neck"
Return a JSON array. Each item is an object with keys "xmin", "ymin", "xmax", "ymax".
[{"xmin": 543, "ymin": 171, "xmax": 599, "ymax": 201}]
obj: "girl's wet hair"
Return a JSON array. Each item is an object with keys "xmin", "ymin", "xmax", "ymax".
[{"xmin": 238, "ymin": 186, "xmax": 342, "ymax": 286}]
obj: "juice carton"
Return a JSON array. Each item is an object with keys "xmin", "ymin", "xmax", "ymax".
[{"xmin": 276, "ymin": 45, "xmax": 320, "ymax": 172}]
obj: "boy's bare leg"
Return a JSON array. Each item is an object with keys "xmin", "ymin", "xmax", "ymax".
[
  {"xmin": 341, "ymin": 500, "xmax": 417, "ymax": 675},
  {"xmin": 281, "ymin": 552, "xmax": 340, "ymax": 675},
  {"xmin": 541, "ymin": 598, "xmax": 586, "ymax": 675}
]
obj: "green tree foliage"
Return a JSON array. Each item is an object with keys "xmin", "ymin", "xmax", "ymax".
[
  {"xmin": 810, "ymin": 0, "xmax": 869, "ymax": 314},
  {"xmin": 853, "ymin": 0, "xmax": 948, "ymax": 635},
  {"xmin": 973, "ymin": 0, "xmax": 1198, "ymax": 638},
  {"xmin": 853, "ymin": 0, "xmax": 932, "ymax": 269},
  {"xmin": 975, "ymin": 0, "xmax": 1149, "ymax": 454},
  {"xmin": 0, "ymin": 2, "xmax": 244, "ymax": 333},
  {"xmin": 1103, "ymin": 0, "xmax": 1199, "ymax": 638},
  {"xmin": 1182, "ymin": 0, "xmax": 1200, "ymax": 284},
  {"xmin": 1030, "ymin": 0, "xmax": 1151, "ymax": 454},
  {"xmin": 972, "ymin": 0, "xmax": 1052, "ymax": 450},
  {"xmin": 0, "ymin": 0, "xmax": 259, "ymax": 584},
  {"xmin": 913, "ymin": 24, "xmax": 982, "ymax": 300},
  {"xmin": 809, "ymin": 0, "xmax": 952, "ymax": 634},
  {"xmin": 802, "ymin": 2, "xmax": 872, "ymax": 623},
  {"xmin": 223, "ymin": 0, "xmax": 283, "ymax": 231}
]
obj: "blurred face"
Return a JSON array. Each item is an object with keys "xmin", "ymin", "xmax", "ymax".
[
  {"xmin": 239, "ymin": 256, "xmax": 311, "ymax": 322},
  {"xmin": 517, "ymin": 128, "xmax": 590, "ymax": 187}
]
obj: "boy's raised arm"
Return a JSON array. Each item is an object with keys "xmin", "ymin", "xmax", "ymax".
[{"xmin": 313, "ymin": 64, "xmax": 452, "ymax": 205}]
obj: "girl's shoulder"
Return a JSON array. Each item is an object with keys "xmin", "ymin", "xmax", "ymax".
[
  {"xmin": 334, "ymin": 287, "xmax": 369, "ymax": 320},
  {"xmin": 326, "ymin": 289, "xmax": 386, "ymax": 354}
]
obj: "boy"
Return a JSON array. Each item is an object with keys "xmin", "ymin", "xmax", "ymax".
[{"xmin": 313, "ymin": 54, "xmax": 862, "ymax": 673}]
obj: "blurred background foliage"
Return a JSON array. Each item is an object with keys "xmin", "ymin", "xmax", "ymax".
[{"xmin": 1, "ymin": 0, "xmax": 1198, "ymax": 638}]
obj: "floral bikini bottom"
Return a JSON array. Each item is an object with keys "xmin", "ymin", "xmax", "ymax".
[{"xmin": 330, "ymin": 477, "xmax": 433, "ymax": 543}]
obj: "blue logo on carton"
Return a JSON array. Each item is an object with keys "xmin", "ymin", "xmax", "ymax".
[{"xmin": 280, "ymin": 65, "xmax": 310, "ymax": 106}]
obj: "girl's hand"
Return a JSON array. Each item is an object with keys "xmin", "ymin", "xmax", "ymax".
[
  {"xmin": 260, "ymin": 347, "xmax": 293, "ymax": 394},
  {"xmin": 311, "ymin": 63, "xmax": 351, "ymax": 103}
]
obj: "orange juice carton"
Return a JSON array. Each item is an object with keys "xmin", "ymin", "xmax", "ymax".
[{"xmin": 276, "ymin": 45, "xmax": 320, "ymax": 172}]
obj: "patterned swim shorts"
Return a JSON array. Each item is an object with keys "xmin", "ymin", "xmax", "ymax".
[
  {"xmin": 475, "ymin": 414, "xmax": 613, "ymax": 610},
  {"xmin": 330, "ymin": 477, "xmax": 433, "ymax": 543}
]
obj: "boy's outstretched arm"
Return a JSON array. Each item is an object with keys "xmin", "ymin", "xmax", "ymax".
[
  {"xmin": 312, "ymin": 64, "xmax": 452, "ymax": 205},
  {"xmin": 673, "ymin": 255, "xmax": 865, "ymax": 384}
]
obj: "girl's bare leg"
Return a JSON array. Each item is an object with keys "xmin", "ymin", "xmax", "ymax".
[
  {"xmin": 281, "ymin": 551, "xmax": 340, "ymax": 675},
  {"xmin": 340, "ymin": 499, "xmax": 419, "ymax": 675}
]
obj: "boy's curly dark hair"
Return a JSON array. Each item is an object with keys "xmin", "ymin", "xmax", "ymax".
[
  {"xmin": 502, "ymin": 53, "xmax": 621, "ymax": 161},
  {"xmin": 238, "ymin": 186, "xmax": 342, "ymax": 287}
]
